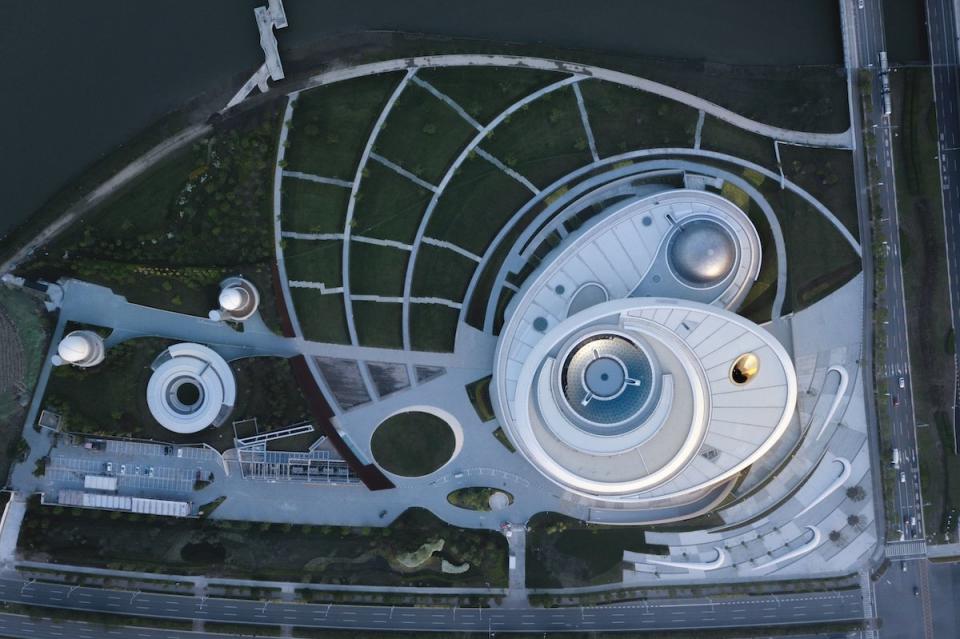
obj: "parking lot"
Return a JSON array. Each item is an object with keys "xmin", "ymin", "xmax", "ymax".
[{"xmin": 47, "ymin": 455, "xmax": 195, "ymax": 494}]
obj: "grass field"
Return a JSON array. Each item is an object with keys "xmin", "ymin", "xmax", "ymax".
[
  {"xmin": 409, "ymin": 304, "xmax": 460, "ymax": 352},
  {"xmin": 411, "ymin": 244, "xmax": 477, "ymax": 302},
  {"xmin": 18, "ymin": 500, "xmax": 507, "ymax": 587},
  {"xmin": 465, "ymin": 375, "xmax": 495, "ymax": 422},
  {"xmin": 426, "ymin": 153, "xmax": 533, "ymax": 256},
  {"xmin": 780, "ymin": 146, "xmax": 859, "ymax": 242},
  {"xmin": 447, "ymin": 487, "xmax": 513, "ymax": 512},
  {"xmin": 578, "ymin": 79, "xmax": 698, "ymax": 155},
  {"xmin": 481, "ymin": 85, "xmax": 594, "ymax": 189},
  {"xmin": 349, "ymin": 243, "xmax": 409, "ymax": 297},
  {"xmin": 526, "ymin": 513, "xmax": 667, "ymax": 588},
  {"xmin": 281, "ymin": 178, "xmax": 349, "ymax": 234},
  {"xmin": 700, "ymin": 116, "xmax": 778, "ymax": 172},
  {"xmin": 373, "ymin": 83, "xmax": 476, "ymax": 185},
  {"xmin": 290, "ymin": 290, "xmax": 350, "ymax": 344},
  {"xmin": 417, "ymin": 66, "xmax": 565, "ymax": 125},
  {"xmin": 353, "ymin": 301, "xmax": 404, "ymax": 349},
  {"xmin": 282, "ymin": 238, "xmax": 342, "ymax": 286},
  {"xmin": 370, "ymin": 411, "xmax": 456, "ymax": 477},
  {"xmin": 285, "ymin": 73, "xmax": 402, "ymax": 180},
  {"xmin": 353, "ymin": 160, "xmax": 432, "ymax": 244},
  {"xmin": 891, "ymin": 68, "xmax": 959, "ymax": 542}
]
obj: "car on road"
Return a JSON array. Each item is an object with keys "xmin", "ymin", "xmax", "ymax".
[
  {"xmin": 893, "ymin": 396, "xmax": 900, "ymax": 406},
  {"xmin": 902, "ymin": 561, "xmax": 907, "ymax": 572},
  {"xmin": 901, "ymin": 472, "xmax": 906, "ymax": 483},
  {"xmin": 913, "ymin": 586, "xmax": 919, "ymax": 597},
  {"xmin": 145, "ymin": 466, "xmax": 154, "ymax": 477},
  {"xmin": 119, "ymin": 464, "xmax": 126, "ymax": 474},
  {"xmin": 858, "ymin": 0, "xmax": 864, "ymax": 8},
  {"xmin": 899, "ymin": 376, "xmax": 905, "ymax": 389},
  {"xmin": 105, "ymin": 462, "xmax": 113, "ymax": 473},
  {"xmin": 135, "ymin": 465, "xmax": 141, "ymax": 475}
]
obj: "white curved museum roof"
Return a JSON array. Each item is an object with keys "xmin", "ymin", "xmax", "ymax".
[
  {"xmin": 491, "ymin": 188, "xmax": 793, "ymax": 504},
  {"xmin": 146, "ymin": 343, "xmax": 236, "ymax": 434},
  {"xmin": 493, "ymin": 298, "xmax": 797, "ymax": 501}
]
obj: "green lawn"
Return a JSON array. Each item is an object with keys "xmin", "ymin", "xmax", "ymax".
[
  {"xmin": 719, "ymin": 180, "xmax": 778, "ymax": 323},
  {"xmin": 373, "ymin": 83, "xmax": 476, "ymax": 185},
  {"xmin": 18, "ymin": 500, "xmax": 507, "ymax": 587},
  {"xmin": 426, "ymin": 153, "xmax": 533, "ymax": 256},
  {"xmin": 700, "ymin": 116, "xmax": 778, "ymax": 172},
  {"xmin": 578, "ymin": 79, "xmax": 698, "ymax": 155},
  {"xmin": 353, "ymin": 301, "xmax": 404, "ymax": 349},
  {"xmin": 417, "ymin": 66, "xmax": 565, "ymax": 125},
  {"xmin": 285, "ymin": 73, "xmax": 402, "ymax": 180},
  {"xmin": 760, "ymin": 183, "xmax": 860, "ymax": 314},
  {"xmin": 410, "ymin": 304, "xmax": 460, "ymax": 353},
  {"xmin": 281, "ymin": 178, "xmax": 349, "ymax": 234},
  {"xmin": 353, "ymin": 160, "xmax": 432, "ymax": 244},
  {"xmin": 482, "ymin": 85, "xmax": 594, "ymax": 189},
  {"xmin": 526, "ymin": 513, "xmax": 667, "ymax": 588},
  {"xmin": 282, "ymin": 238, "xmax": 342, "ymax": 286},
  {"xmin": 371, "ymin": 412, "xmax": 456, "ymax": 477},
  {"xmin": 780, "ymin": 146, "xmax": 859, "ymax": 241},
  {"xmin": 411, "ymin": 244, "xmax": 477, "ymax": 302},
  {"xmin": 892, "ymin": 68, "xmax": 959, "ymax": 542},
  {"xmin": 349, "ymin": 242, "xmax": 409, "ymax": 297},
  {"xmin": 291, "ymin": 290, "xmax": 350, "ymax": 345}
]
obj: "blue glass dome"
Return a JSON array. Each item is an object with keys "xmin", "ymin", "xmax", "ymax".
[{"xmin": 559, "ymin": 334, "xmax": 654, "ymax": 428}]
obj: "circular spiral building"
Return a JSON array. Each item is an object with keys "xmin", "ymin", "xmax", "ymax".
[{"xmin": 491, "ymin": 189, "xmax": 797, "ymax": 517}]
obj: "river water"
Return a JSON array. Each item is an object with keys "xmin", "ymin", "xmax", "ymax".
[{"xmin": 1, "ymin": 0, "xmax": 843, "ymax": 237}]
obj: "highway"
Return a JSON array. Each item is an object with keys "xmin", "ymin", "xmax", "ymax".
[
  {"xmin": 851, "ymin": 0, "xmax": 926, "ymax": 548},
  {"xmin": 0, "ymin": 576, "xmax": 862, "ymax": 634},
  {"xmin": 926, "ymin": 0, "xmax": 960, "ymax": 454}
]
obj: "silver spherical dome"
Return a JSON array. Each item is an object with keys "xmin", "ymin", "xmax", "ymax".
[{"xmin": 667, "ymin": 220, "xmax": 737, "ymax": 285}]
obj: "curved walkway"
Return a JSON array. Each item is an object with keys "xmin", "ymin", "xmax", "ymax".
[{"xmin": 297, "ymin": 55, "xmax": 853, "ymax": 148}]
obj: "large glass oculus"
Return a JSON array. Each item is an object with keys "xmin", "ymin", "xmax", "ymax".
[{"xmin": 559, "ymin": 334, "xmax": 654, "ymax": 427}]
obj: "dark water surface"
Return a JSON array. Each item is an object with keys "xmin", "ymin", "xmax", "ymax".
[{"xmin": 1, "ymin": 0, "xmax": 843, "ymax": 236}]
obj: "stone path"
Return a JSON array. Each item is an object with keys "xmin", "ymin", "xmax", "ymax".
[{"xmin": 572, "ymin": 81, "xmax": 600, "ymax": 163}]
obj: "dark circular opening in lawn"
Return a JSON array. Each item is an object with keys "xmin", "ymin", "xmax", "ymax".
[
  {"xmin": 176, "ymin": 382, "xmax": 201, "ymax": 406},
  {"xmin": 371, "ymin": 411, "xmax": 456, "ymax": 477}
]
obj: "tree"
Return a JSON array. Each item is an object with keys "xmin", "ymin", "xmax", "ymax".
[
  {"xmin": 847, "ymin": 514, "xmax": 862, "ymax": 528},
  {"xmin": 829, "ymin": 530, "xmax": 843, "ymax": 544},
  {"xmin": 846, "ymin": 485, "xmax": 867, "ymax": 502}
]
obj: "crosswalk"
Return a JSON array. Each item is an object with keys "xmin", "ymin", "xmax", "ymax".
[{"xmin": 885, "ymin": 540, "xmax": 927, "ymax": 558}]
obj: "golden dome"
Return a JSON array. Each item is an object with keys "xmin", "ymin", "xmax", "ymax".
[{"xmin": 730, "ymin": 353, "xmax": 759, "ymax": 385}]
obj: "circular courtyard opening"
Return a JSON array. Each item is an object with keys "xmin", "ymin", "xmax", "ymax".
[{"xmin": 371, "ymin": 411, "xmax": 456, "ymax": 477}]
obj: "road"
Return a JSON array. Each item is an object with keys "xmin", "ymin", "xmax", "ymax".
[
  {"xmin": 851, "ymin": 0, "xmax": 926, "ymax": 548},
  {"xmin": 926, "ymin": 0, "xmax": 960, "ymax": 458},
  {"xmin": 0, "ymin": 576, "xmax": 862, "ymax": 634}
]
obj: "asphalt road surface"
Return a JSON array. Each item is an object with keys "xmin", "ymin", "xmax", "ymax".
[
  {"xmin": 0, "ymin": 577, "xmax": 862, "ymax": 634},
  {"xmin": 853, "ymin": 0, "xmax": 926, "ymax": 547}
]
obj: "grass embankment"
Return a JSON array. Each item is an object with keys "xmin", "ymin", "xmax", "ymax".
[
  {"xmin": 371, "ymin": 412, "xmax": 455, "ymax": 477},
  {"xmin": 578, "ymin": 79, "xmax": 698, "ymax": 155},
  {"xmin": 43, "ymin": 342, "xmax": 311, "ymax": 451},
  {"xmin": 373, "ymin": 82, "xmax": 476, "ymax": 185},
  {"xmin": 0, "ymin": 287, "xmax": 51, "ymax": 484},
  {"xmin": 18, "ymin": 499, "xmax": 507, "ymax": 587},
  {"xmin": 481, "ymin": 85, "xmax": 593, "ymax": 189},
  {"xmin": 15, "ymin": 104, "xmax": 285, "ymax": 331},
  {"xmin": 526, "ymin": 513, "xmax": 667, "ymax": 588},
  {"xmin": 891, "ymin": 68, "xmax": 959, "ymax": 543}
]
